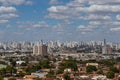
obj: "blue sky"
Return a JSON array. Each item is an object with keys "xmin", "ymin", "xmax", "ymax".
[{"xmin": 0, "ymin": 0, "xmax": 120, "ymax": 42}]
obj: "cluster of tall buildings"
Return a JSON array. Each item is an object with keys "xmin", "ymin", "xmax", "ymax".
[
  {"xmin": 0, "ymin": 40, "xmax": 120, "ymax": 55},
  {"xmin": 0, "ymin": 42, "xmax": 33, "ymax": 52},
  {"xmin": 33, "ymin": 41, "xmax": 48, "ymax": 56}
]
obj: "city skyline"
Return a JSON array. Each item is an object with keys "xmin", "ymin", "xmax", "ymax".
[{"xmin": 0, "ymin": 0, "xmax": 120, "ymax": 42}]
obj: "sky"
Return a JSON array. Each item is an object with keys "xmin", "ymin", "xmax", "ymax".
[{"xmin": 0, "ymin": 0, "xmax": 120, "ymax": 42}]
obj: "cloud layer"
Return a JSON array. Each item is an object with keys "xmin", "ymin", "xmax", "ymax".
[
  {"xmin": 47, "ymin": 0, "xmax": 120, "ymax": 33},
  {"xmin": 0, "ymin": 0, "xmax": 120, "ymax": 42}
]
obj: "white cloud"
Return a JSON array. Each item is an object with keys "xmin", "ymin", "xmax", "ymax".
[
  {"xmin": 16, "ymin": 21, "xmax": 50, "ymax": 30},
  {"xmin": 46, "ymin": 13, "xmax": 70, "ymax": 19},
  {"xmin": 6, "ymin": 24, "xmax": 12, "ymax": 28},
  {"xmin": 25, "ymin": 1, "xmax": 33, "ymax": 5},
  {"xmin": 88, "ymin": 21, "xmax": 120, "ymax": 27},
  {"xmin": 33, "ymin": 21, "xmax": 49, "ymax": 28},
  {"xmin": 0, "ymin": 20, "xmax": 9, "ymax": 23},
  {"xmin": 0, "ymin": 6, "xmax": 18, "ymax": 24},
  {"xmin": 48, "ymin": 6, "xmax": 68, "ymax": 13},
  {"xmin": 67, "ymin": 0, "xmax": 88, "ymax": 7},
  {"xmin": 48, "ymin": 6, "xmax": 58, "ymax": 13},
  {"xmin": 49, "ymin": 0, "xmax": 61, "ymax": 4},
  {"xmin": 81, "ymin": 32, "xmax": 87, "ymax": 35},
  {"xmin": 89, "ymin": 21, "xmax": 102, "ymax": 26},
  {"xmin": 53, "ymin": 24, "xmax": 65, "ymax": 32},
  {"xmin": 78, "ymin": 25, "xmax": 86, "ymax": 29},
  {"xmin": 14, "ymin": 32, "xmax": 24, "ymax": 35},
  {"xmin": 0, "ymin": 6, "xmax": 16, "ymax": 13},
  {"xmin": 75, "ymin": 5, "xmax": 120, "ymax": 13},
  {"xmin": 77, "ymin": 25, "xmax": 93, "ymax": 32},
  {"xmin": 0, "ymin": 13, "xmax": 19, "ymax": 19},
  {"xmin": 112, "ymin": 22, "xmax": 120, "ymax": 26},
  {"xmin": 89, "ymin": 0, "xmax": 120, "ymax": 5},
  {"xmin": 47, "ymin": 5, "xmax": 80, "ymax": 19},
  {"xmin": 0, "ymin": 0, "xmax": 33, "ymax": 6},
  {"xmin": 47, "ymin": 0, "xmax": 120, "ymax": 20},
  {"xmin": 110, "ymin": 27, "xmax": 120, "ymax": 31},
  {"xmin": 81, "ymin": 14, "xmax": 111, "ymax": 20},
  {"xmin": 88, "ymin": 5, "xmax": 120, "ymax": 13},
  {"xmin": 47, "ymin": 0, "xmax": 120, "ymax": 33},
  {"xmin": 116, "ymin": 15, "xmax": 120, "ymax": 20}
]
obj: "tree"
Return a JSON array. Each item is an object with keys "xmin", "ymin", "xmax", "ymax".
[
  {"xmin": 56, "ymin": 69, "xmax": 64, "ymax": 74},
  {"xmin": 106, "ymin": 71, "xmax": 114, "ymax": 79},
  {"xmin": 63, "ymin": 73, "xmax": 71, "ymax": 80},
  {"xmin": 20, "ymin": 62, "xmax": 27, "ymax": 66},
  {"xmin": 18, "ymin": 71, "xmax": 25, "ymax": 77},
  {"xmin": 46, "ymin": 69, "xmax": 55, "ymax": 78},
  {"xmin": 39, "ymin": 60, "xmax": 50, "ymax": 69},
  {"xmin": 110, "ymin": 67, "xmax": 119, "ymax": 73},
  {"xmin": 86, "ymin": 65, "xmax": 97, "ymax": 73},
  {"xmin": 59, "ymin": 60, "xmax": 78, "ymax": 72},
  {"xmin": 36, "ymin": 77, "xmax": 42, "ymax": 80},
  {"xmin": 98, "ymin": 59, "xmax": 115, "ymax": 67},
  {"xmin": 97, "ymin": 69, "xmax": 103, "ymax": 74},
  {"xmin": 118, "ymin": 77, "xmax": 120, "ymax": 80},
  {"xmin": 6, "ymin": 66, "xmax": 16, "ymax": 75},
  {"xmin": 8, "ymin": 78, "xmax": 16, "ymax": 80},
  {"xmin": 0, "ymin": 75, "xmax": 3, "ymax": 80}
]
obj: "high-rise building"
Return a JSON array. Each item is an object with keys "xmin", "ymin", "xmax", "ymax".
[
  {"xmin": 102, "ymin": 39, "xmax": 113, "ymax": 54},
  {"xmin": 102, "ymin": 39, "xmax": 107, "ymax": 54},
  {"xmin": 33, "ymin": 41, "xmax": 48, "ymax": 56},
  {"xmin": 33, "ymin": 45, "xmax": 38, "ymax": 55}
]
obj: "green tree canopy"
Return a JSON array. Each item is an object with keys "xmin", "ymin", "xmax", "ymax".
[
  {"xmin": 59, "ymin": 60, "xmax": 78, "ymax": 71},
  {"xmin": 109, "ymin": 67, "xmax": 119, "ymax": 73},
  {"xmin": 106, "ymin": 71, "xmax": 114, "ymax": 79},
  {"xmin": 0, "ymin": 75, "xmax": 3, "ymax": 80},
  {"xmin": 8, "ymin": 78, "xmax": 16, "ymax": 80},
  {"xmin": 86, "ymin": 65, "xmax": 97, "ymax": 73},
  {"xmin": 63, "ymin": 73, "xmax": 71, "ymax": 80}
]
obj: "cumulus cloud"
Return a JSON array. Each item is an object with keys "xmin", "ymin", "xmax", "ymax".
[
  {"xmin": 0, "ymin": 0, "xmax": 33, "ymax": 6},
  {"xmin": 0, "ymin": 13, "xmax": 19, "ymax": 19},
  {"xmin": 116, "ymin": 15, "xmax": 120, "ymax": 20},
  {"xmin": 14, "ymin": 32, "xmax": 24, "ymax": 35},
  {"xmin": 16, "ymin": 21, "xmax": 50, "ymax": 30},
  {"xmin": 33, "ymin": 21, "xmax": 49, "ymax": 28},
  {"xmin": 80, "ymin": 14, "xmax": 111, "ymax": 21},
  {"xmin": 47, "ymin": 0, "xmax": 120, "ymax": 19},
  {"xmin": 89, "ymin": 0, "xmax": 120, "ymax": 5},
  {"xmin": 47, "ymin": 0, "xmax": 120, "ymax": 33},
  {"xmin": 87, "ymin": 5, "xmax": 120, "ymax": 13},
  {"xmin": 110, "ymin": 27, "xmax": 120, "ymax": 31},
  {"xmin": 0, "ymin": 20, "xmax": 9, "ymax": 23},
  {"xmin": 0, "ymin": 6, "xmax": 18, "ymax": 24},
  {"xmin": 77, "ymin": 25, "xmax": 94, "ymax": 32},
  {"xmin": 49, "ymin": 0, "xmax": 61, "ymax": 4},
  {"xmin": 47, "ymin": 5, "xmax": 80, "ymax": 19},
  {"xmin": 0, "ymin": 6, "xmax": 16, "ymax": 13}
]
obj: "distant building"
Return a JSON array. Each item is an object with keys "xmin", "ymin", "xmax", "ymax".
[
  {"xmin": 33, "ymin": 45, "xmax": 38, "ymax": 55},
  {"xmin": 86, "ymin": 63, "xmax": 99, "ymax": 68},
  {"xmin": 107, "ymin": 46, "xmax": 113, "ymax": 54},
  {"xmin": 33, "ymin": 41, "xmax": 48, "ymax": 56},
  {"xmin": 16, "ymin": 61, "xmax": 25, "ymax": 65},
  {"xmin": 102, "ymin": 39, "xmax": 113, "ymax": 54},
  {"xmin": 102, "ymin": 39, "xmax": 107, "ymax": 54}
]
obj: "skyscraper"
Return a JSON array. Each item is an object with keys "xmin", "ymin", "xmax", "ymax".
[
  {"xmin": 33, "ymin": 41, "xmax": 48, "ymax": 56},
  {"xmin": 102, "ymin": 39, "xmax": 107, "ymax": 54}
]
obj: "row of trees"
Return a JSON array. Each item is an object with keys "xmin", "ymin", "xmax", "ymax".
[{"xmin": 86, "ymin": 65, "xmax": 120, "ymax": 79}]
